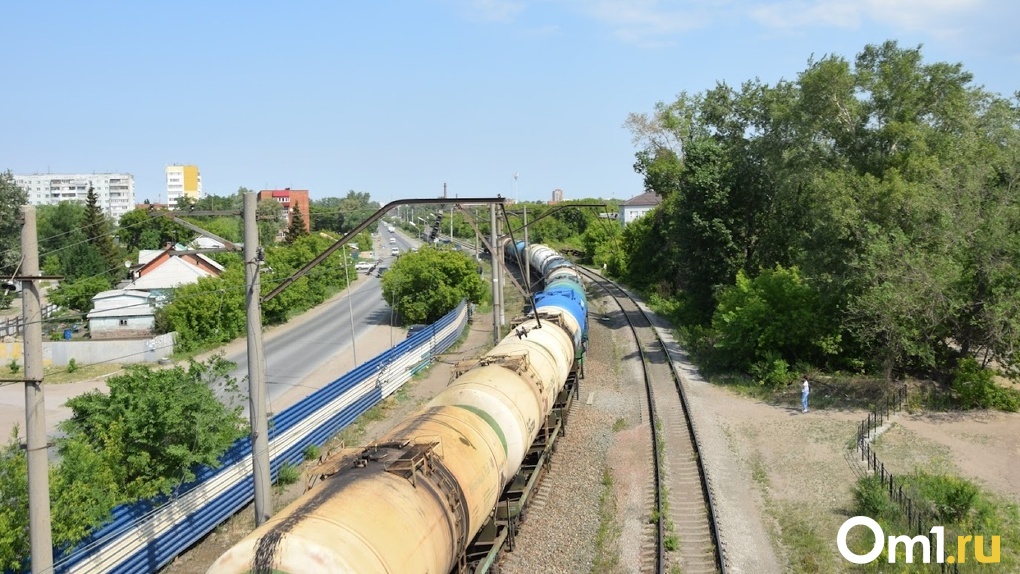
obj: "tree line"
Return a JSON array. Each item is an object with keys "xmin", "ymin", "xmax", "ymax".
[{"xmin": 606, "ymin": 41, "xmax": 1019, "ymax": 404}]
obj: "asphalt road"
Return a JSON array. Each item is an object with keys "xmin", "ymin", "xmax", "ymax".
[{"xmin": 223, "ymin": 229, "xmax": 422, "ymax": 414}]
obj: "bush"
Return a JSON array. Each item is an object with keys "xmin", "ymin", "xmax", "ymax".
[
  {"xmin": 66, "ymin": 358, "xmax": 77, "ymax": 373},
  {"xmin": 853, "ymin": 474, "xmax": 896, "ymax": 518},
  {"xmin": 951, "ymin": 358, "xmax": 1020, "ymax": 412},
  {"xmin": 7, "ymin": 360, "xmax": 18, "ymax": 374},
  {"xmin": 749, "ymin": 353, "xmax": 797, "ymax": 389},
  {"xmin": 711, "ymin": 266, "xmax": 840, "ymax": 373},
  {"xmin": 914, "ymin": 472, "xmax": 978, "ymax": 523}
]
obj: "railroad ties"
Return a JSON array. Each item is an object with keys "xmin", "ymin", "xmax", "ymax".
[{"xmin": 579, "ymin": 267, "xmax": 723, "ymax": 574}]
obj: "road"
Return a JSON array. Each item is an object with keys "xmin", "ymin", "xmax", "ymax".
[
  {"xmin": 0, "ymin": 228, "xmax": 426, "ymax": 440},
  {"xmin": 216, "ymin": 229, "xmax": 425, "ymax": 415}
]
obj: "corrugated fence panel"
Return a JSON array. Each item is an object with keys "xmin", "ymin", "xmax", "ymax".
[{"xmin": 51, "ymin": 301, "xmax": 469, "ymax": 574}]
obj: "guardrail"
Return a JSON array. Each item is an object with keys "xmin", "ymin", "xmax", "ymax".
[{"xmin": 51, "ymin": 301, "xmax": 470, "ymax": 573}]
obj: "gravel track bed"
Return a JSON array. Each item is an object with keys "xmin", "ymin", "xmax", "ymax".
[{"xmin": 500, "ymin": 293, "xmax": 646, "ymax": 574}]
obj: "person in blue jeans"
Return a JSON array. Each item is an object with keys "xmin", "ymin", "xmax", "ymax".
[{"xmin": 801, "ymin": 378, "xmax": 810, "ymax": 413}]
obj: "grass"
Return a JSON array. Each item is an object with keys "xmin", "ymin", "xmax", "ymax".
[
  {"xmin": 771, "ymin": 501, "xmax": 836, "ymax": 573},
  {"xmin": 848, "ymin": 472, "xmax": 1019, "ymax": 572},
  {"xmin": 706, "ymin": 370, "xmax": 895, "ymax": 412},
  {"xmin": 275, "ymin": 463, "xmax": 301, "ymax": 487},
  {"xmin": 590, "ymin": 467, "xmax": 622, "ymax": 573},
  {"xmin": 0, "ymin": 361, "xmax": 123, "ymax": 384},
  {"xmin": 611, "ymin": 418, "xmax": 627, "ymax": 432}
]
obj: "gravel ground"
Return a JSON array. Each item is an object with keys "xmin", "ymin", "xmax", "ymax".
[{"xmin": 500, "ymin": 293, "xmax": 647, "ymax": 574}]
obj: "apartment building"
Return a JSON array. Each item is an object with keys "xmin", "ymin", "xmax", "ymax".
[
  {"xmin": 165, "ymin": 164, "xmax": 202, "ymax": 209},
  {"xmin": 13, "ymin": 173, "xmax": 136, "ymax": 219}
]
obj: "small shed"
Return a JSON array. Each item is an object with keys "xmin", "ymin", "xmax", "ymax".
[{"xmin": 87, "ymin": 290, "xmax": 156, "ymax": 339}]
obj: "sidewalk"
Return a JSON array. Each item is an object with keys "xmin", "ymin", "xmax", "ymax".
[{"xmin": 0, "ymin": 234, "xmax": 394, "ymax": 443}]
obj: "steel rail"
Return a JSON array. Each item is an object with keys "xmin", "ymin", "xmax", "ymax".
[
  {"xmin": 579, "ymin": 266, "xmax": 726, "ymax": 574},
  {"xmin": 580, "ymin": 269, "xmax": 666, "ymax": 574}
]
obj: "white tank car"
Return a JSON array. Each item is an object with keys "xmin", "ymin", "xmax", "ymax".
[{"xmin": 207, "ymin": 310, "xmax": 576, "ymax": 574}]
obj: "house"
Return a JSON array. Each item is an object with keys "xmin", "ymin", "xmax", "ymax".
[
  {"xmin": 619, "ymin": 191, "xmax": 662, "ymax": 226},
  {"xmin": 87, "ymin": 290, "xmax": 157, "ymax": 339},
  {"xmin": 120, "ymin": 244, "xmax": 225, "ymax": 295}
]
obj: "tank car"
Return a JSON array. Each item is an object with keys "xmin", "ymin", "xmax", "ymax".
[{"xmin": 207, "ymin": 244, "xmax": 586, "ymax": 574}]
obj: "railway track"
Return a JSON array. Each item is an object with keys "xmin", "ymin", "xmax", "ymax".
[{"xmin": 578, "ymin": 267, "xmax": 724, "ymax": 574}]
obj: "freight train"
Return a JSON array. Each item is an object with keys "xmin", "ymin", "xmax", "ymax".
[{"xmin": 207, "ymin": 243, "xmax": 586, "ymax": 573}]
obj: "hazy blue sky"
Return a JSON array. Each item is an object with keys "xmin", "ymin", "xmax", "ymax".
[{"xmin": 3, "ymin": 1, "xmax": 1017, "ymax": 205}]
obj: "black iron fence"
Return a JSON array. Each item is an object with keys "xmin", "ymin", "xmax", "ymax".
[{"xmin": 855, "ymin": 385, "xmax": 963, "ymax": 573}]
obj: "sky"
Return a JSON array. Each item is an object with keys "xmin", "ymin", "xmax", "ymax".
[{"xmin": 2, "ymin": 0, "xmax": 1017, "ymax": 205}]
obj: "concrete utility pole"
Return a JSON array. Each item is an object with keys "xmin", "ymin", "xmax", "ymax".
[
  {"xmin": 523, "ymin": 205, "xmax": 530, "ymax": 288},
  {"xmin": 490, "ymin": 203, "xmax": 501, "ymax": 343},
  {"xmin": 243, "ymin": 193, "xmax": 272, "ymax": 526},
  {"xmin": 21, "ymin": 205, "xmax": 53, "ymax": 573},
  {"xmin": 497, "ymin": 215, "xmax": 505, "ymax": 328}
]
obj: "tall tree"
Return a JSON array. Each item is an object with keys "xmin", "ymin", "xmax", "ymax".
[
  {"xmin": 284, "ymin": 201, "xmax": 308, "ymax": 243},
  {"xmin": 0, "ymin": 171, "xmax": 27, "ymax": 276},
  {"xmin": 83, "ymin": 186, "xmax": 123, "ymax": 279},
  {"xmin": 627, "ymin": 40, "xmax": 1020, "ymax": 380},
  {"xmin": 380, "ymin": 249, "xmax": 486, "ymax": 323}
]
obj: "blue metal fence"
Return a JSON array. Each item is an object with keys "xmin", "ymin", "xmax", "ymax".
[{"xmin": 50, "ymin": 300, "xmax": 469, "ymax": 573}]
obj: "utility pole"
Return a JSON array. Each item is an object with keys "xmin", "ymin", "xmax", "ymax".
[
  {"xmin": 22, "ymin": 205, "xmax": 53, "ymax": 573},
  {"xmin": 243, "ymin": 192, "xmax": 272, "ymax": 525},
  {"xmin": 342, "ymin": 247, "xmax": 357, "ymax": 365},
  {"xmin": 497, "ymin": 214, "xmax": 505, "ymax": 328},
  {"xmin": 490, "ymin": 203, "xmax": 500, "ymax": 343},
  {"xmin": 523, "ymin": 204, "xmax": 530, "ymax": 287}
]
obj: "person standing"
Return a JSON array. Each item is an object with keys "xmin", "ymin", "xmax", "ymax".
[{"xmin": 801, "ymin": 378, "xmax": 810, "ymax": 413}]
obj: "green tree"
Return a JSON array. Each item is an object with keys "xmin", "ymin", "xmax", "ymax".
[
  {"xmin": 712, "ymin": 266, "xmax": 840, "ymax": 375},
  {"xmin": 0, "ymin": 171, "xmax": 27, "ymax": 276},
  {"xmin": 37, "ymin": 202, "xmax": 86, "ymax": 256},
  {"xmin": 381, "ymin": 248, "xmax": 486, "ymax": 324},
  {"xmin": 0, "ymin": 429, "xmax": 28, "ymax": 572},
  {"xmin": 284, "ymin": 201, "xmax": 308, "ymax": 243},
  {"xmin": 155, "ymin": 268, "xmax": 246, "ymax": 352},
  {"xmin": 117, "ymin": 207, "xmax": 179, "ymax": 251},
  {"xmin": 256, "ymin": 199, "xmax": 283, "ymax": 245},
  {"xmin": 309, "ymin": 196, "xmax": 345, "ymax": 233},
  {"xmin": 83, "ymin": 185, "xmax": 123, "ymax": 279},
  {"xmin": 49, "ymin": 275, "xmax": 113, "ymax": 312},
  {"xmin": 627, "ymin": 40, "xmax": 1020, "ymax": 381},
  {"xmin": 59, "ymin": 355, "xmax": 247, "ymax": 499}
]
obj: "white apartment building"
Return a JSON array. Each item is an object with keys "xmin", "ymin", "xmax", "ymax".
[
  {"xmin": 13, "ymin": 173, "xmax": 135, "ymax": 219},
  {"xmin": 165, "ymin": 164, "xmax": 202, "ymax": 209}
]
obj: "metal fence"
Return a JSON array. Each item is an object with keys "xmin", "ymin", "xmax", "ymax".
[
  {"xmin": 50, "ymin": 300, "xmax": 470, "ymax": 573},
  {"xmin": 855, "ymin": 386, "xmax": 964, "ymax": 573}
]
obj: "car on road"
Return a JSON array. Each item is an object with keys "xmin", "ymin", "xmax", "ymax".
[
  {"xmin": 389, "ymin": 237, "xmax": 396, "ymax": 244},
  {"xmin": 390, "ymin": 247, "xmax": 400, "ymax": 256},
  {"xmin": 354, "ymin": 261, "xmax": 374, "ymax": 272}
]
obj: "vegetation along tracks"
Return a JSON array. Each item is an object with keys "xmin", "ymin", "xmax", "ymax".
[{"xmin": 579, "ymin": 266, "xmax": 724, "ymax": 574}]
